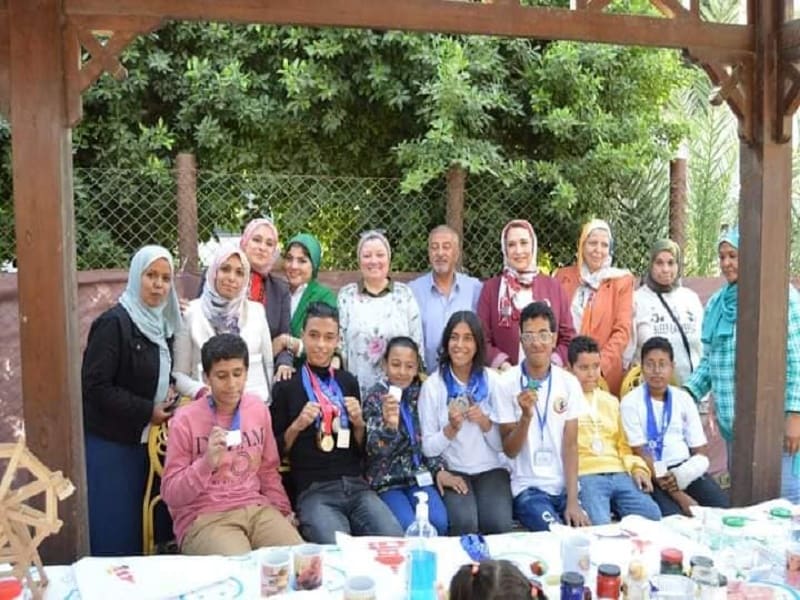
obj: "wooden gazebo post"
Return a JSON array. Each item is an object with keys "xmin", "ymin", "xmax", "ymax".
[{"xmin": 8, "ymin": 0, "xmax": 88, "ymax": 561}]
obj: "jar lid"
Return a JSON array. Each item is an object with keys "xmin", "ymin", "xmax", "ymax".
[
  {"xmin": 770, "ymin": 507, "xmax": 792, "ymax": 519},
  {"xmin": 0, "ymin": 578, "xmax": 22, "ymax": 599},
  {"xmin": 660, "ymin": 548, "xmax": 683, "ymax": 563},
  {"xmin": 561, "ymin": 571, "xmax": 585, "ymax": 586},
  {"xmin": 722, "ymin": 516, "xmax": 746, "ymax": 527},
  {"xmin": 597, "ymin": 563, "xmax": 621, "ymax": 577},
  {"xmin": 689, "ymin": 555, "xmax": 714, "ymax": 568}
]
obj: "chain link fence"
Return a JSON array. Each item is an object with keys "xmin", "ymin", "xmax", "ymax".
[{"xmin": 0, "ymin": 165, "xmax": 711, "ymax": 278}]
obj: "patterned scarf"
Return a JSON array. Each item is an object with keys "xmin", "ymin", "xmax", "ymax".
[
  {"xmin": 200, "ymin": 244, "xmax": 250, "ymax": 335},
  {"xmin": 497, "ymin": 219, "xmax": 539, "ymax": 327}
]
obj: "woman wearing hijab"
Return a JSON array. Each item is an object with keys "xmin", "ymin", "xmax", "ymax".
[
  {"xmin": 273, "ymin": 233, "xmax": 337, "ymax": 360},
  {"xmin": 477, "ymin": 219, "xmax": 575, "ymax": 370},
  {"xmin": 82, "ymin": 245, "xmax": 182, "ymax": 556},
  {"xmin": 628, "ymin": 239, "xmax": 704, "ymax": 385},
  {"xmin": 338, "ymin": 230, "xmax": 424, "ymax": 397},
  {"xmin": 239, "ymin": 218, "xmax": 294, "ymax": 381},
  {"xmin": 174, "ymin": 244, "xmax": 275, "ymax": 404},
  {"xmin": 555, "ymin": 219, "xmax": 634, "ymax": 396},
  {"xmin": 684, "ymin": 225, "xmax": 800, "ymax": 502}
]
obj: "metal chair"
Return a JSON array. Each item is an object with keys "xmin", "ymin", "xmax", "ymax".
[{"xmin": 142, "ymin": 418, "xmax": 170, "ymax": 555}]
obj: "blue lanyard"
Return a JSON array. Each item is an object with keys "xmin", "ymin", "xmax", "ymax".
[
  {"xmin": 395, "ymin": 385, "xmax": 422, "ymax": 470},
  {"xmin": 301, "ymin": 364, "xmax": 349, "ymax": 429},
  {"xmin": 644, "ymin": 384, "xmax": 672, "ymax": 461},
  {"xmin": 207, "ymin": 396, "xmax": 242, "ymax": 430},
  {"xmin": 520, "ymin": 363, "xmax": 552, "ymax": 444},
  {"xmin": 442, "ymin": 366, "xmax": 488, "ymax": 406}
]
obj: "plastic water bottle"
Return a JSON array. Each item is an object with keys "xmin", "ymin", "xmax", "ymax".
[{"xmin": 406, "ymin": 491, "xmax": 438, "ymax": 600}]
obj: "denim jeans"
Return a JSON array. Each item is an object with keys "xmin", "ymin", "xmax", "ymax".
[
  {"xmin": 297, "ymin": 476, "xmax": 404, "ymax": 544},
  {"xmin": 379, "ymin": 484, "xmax": 448, "ymax": 534},
  {"xmin": 442, "ymin": 468, "xmax": 513, "ymax": 535},
  {"xmin": 578, "ymin": 472, "xmax": 661, "ymax": 525},
  {"xmin": 727, "ymin": 441, "xmax": 799, "ymax": 504},
  {"xmin": 513, "ymin": 486, "xmax": 567, "ymax": 532}
]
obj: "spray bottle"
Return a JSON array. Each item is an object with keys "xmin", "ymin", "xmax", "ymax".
[{"xmin": 406, "ymin": 491, "xmax": 438, "ymax": 600}]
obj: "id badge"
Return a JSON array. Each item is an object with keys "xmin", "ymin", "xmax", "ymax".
[
  {"xmin": 225, "ymin": 429, "xmax": 242, "ymax": 448},
  {"xmin": 653, "ymin": 460, "xmax": 668, "ymax": 478},
  {"xmin": 534, "ymin": 449, "xmax": 554, "ymax": 467},
  {"xmin": 415, "ymin": 470, "xmax": 434, "ymax": 488},
  {"xmin": 336, "ymin": 428, "xmax": 351, "ymax": 449}
]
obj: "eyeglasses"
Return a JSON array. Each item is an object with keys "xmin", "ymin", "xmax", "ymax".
[{"xmin": 520, "ymin": 331, "xmax": 554, "ymax": 344}]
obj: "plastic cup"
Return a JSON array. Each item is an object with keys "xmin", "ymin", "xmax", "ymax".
[
  {"xmin": 560, "ymin": 534, "xmax": 591, "ymax": 579},
  {"xmin": 343, "ymin": 575, "xmax": 377, "ymax": 599},
  {"xmin": 293, "ymin": 544, "xmax": 323, "ymax": 591},
  {"xmin": 260, "ymin": 548, "xmax": 291, "ymax": 597}
]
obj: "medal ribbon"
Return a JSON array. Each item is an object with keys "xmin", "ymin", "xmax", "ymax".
[
  {"xmin": 301, "ymin": 364, "xmax": 345, "ymax": 435},
  {"xmin": 644, "ymin": 383, "xmax": 672, "ymax": 462},
  {"xmin": 207, "ymin": 396, "xmax": 242, "ymax": 430},
  {"xmin": 520, "ymin": 363, "xmax": 552, "ymax": 444},
  {"xmin": 393, "ymin": 382, "xmax": 422, "ymax": 470},
  {"xmin": 442, "ymin": 366, "xmax": 488, "ymax": 406}
]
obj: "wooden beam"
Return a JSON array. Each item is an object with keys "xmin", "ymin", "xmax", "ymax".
[
  {"xmin": 65, "ymin": 0, "xmax": 753, "ymax": 52},
  {"xmin": 731, "ymin": 0, "xmax": 792, "ymax": 506},
  {"xmin": 8, "ymin": 0, "xmax": 88, "ymax": 562}
]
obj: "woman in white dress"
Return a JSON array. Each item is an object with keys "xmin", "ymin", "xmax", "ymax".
[{"xmin": 173, "ymin": 244, "xmax": 274, "ymax": 403}]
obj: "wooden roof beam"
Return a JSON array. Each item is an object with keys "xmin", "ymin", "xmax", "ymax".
[{"xmin": 65, "ymin": 0, "xmax": 753, "ymax": 53}]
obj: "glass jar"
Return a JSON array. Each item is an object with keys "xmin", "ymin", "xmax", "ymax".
[
  {"xmin": 561, "ymin": 572, "xmax": 586, "ymax": 600},
  {"xmin": 659, "ymin": 548, "xmax": 684, "ymax": 576},
  {"xmin": 596, "ymin": 563, "xmax": 621, "ymax": 599}
]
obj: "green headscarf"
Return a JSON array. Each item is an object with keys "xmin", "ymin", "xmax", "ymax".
[
  {"xmin": 287, "ymin": 233, "xmax": 322, "ymax": 278},
  {"xmin": 286, "ymin": 233, "xmax": 337, "ymax": 337},
  {"xmin": 644, "ymin": 238, "xmax": 682, "ymax": 294}
]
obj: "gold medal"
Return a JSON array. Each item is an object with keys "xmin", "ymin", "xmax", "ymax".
[{"xmin": 318, "ymin": 432, "xmax": 335, "ymax": 453}]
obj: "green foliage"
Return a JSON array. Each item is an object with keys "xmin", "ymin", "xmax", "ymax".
[{"xmin": 1, "ymin": 19, "xmax": 691, "ymax": 269}]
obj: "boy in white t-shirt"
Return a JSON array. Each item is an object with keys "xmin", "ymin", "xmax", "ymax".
[
  {"xmin": 620, "ymin": 336, "xmax": 729, "ymax": 516},
  {"xmin": 494, "ymin": 301, "xmax": 590, "ymax": 531}
]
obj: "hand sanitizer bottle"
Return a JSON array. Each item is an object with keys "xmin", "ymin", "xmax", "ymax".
[{"xmin": 406, "ymin": 491, "xmax": 438, "ymax": 600}]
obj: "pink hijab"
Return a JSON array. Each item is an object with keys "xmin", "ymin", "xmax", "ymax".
[{"xmin": 240, "ymin": 218, "xmax": 280, "ymax": 276}]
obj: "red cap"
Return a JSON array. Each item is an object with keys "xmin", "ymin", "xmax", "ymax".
[
  {"xmin": 0, "ymin": 578, "xmax": 22, "ymax": 600},
  {"xmin": 661, "ymin": 548, "xmax": 683, "ymax": 563}
]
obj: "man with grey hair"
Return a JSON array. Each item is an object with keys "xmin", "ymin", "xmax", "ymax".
[{"xmin": 409, "ymin": 225, "xmax": 483, "ymax": 373}]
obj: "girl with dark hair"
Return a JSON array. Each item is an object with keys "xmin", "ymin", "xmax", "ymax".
[
  {"xmin": 363, "ymin": 337, "xmax": 458, "ymax": 533},
  {"xmin": 419, "ymin": 311, "xmax": 513, "ymax": 535},
  {"xmin": 448, "ymin": 560, "xmax": 547, "ymax": 600}
]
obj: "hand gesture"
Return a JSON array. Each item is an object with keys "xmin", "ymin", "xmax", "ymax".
[
  {"xmin": 516, "ymin": 389, "xmax": 536, "ymax": 418},
  {"xmin": 292, "ymin": 402, "xmax": 320, "ymax": 432},
  {"xmin": 564, "ymin": 500, "xmax": 591, "ymax": 527},
  {"xmin": 344, "ymin": 396, "xmax": 364, "ymax": 428},
  {"xmin": 632, "ymin": 469, "xmax": 654, "ymax": 493},
  {"xmin": 151, "ymin": 388, "xmax": 178, "ymax": 425},
  {"xmin": 382, "ymin": 394, "xmax": 400, "ymax": 430},
  {"xmin": 465, "ymin": 404, "xmax": 491, "ymax": 432},
  {"xmin": 674, "ymin": 491, "xmax": 699, "ymax": 517},
  {"xmin": 656, "ymin": 472, "xmax": 679, "ymax": 493},
  {"xmin": 436, "ymin": 469, "xmax": 468, "ymax": 495},
  {"xmin": 447, "ymin": 405, "xmax": 465, "ymax": 431},
  {"xmin": 274, "ymin": 364, "xmax": 294, "ymax": 382},
  {"xmin": 205, "ymin": 425, "xmax": 227, "ymax": 470}
]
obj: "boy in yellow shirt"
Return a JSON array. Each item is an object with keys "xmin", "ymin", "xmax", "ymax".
[{"xmin": 569, "ymin": 336, "xmax": 661, "ymax": 524}]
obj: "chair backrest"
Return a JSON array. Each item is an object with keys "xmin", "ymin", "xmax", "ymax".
[
  {"xmin": 620, "ymin": 365, "xmax": 643, "ymax": 399},
  {"xmin": 147, "ymin": 419, "xmax": 170, "ymax": 477}
]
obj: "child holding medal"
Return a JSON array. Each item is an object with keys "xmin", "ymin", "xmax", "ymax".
[
  {"xmin": 620, "ymin": 337, "xmax": 728, "ymax": 516},
  {"xmin": 161, "ymin": 334, "xmax": 302, "ymax": 555},
  {"xmin": 271, "ymin": 302, "xmax": 403, "ymax": 543},
  {"xmin": 569, "ymin": 336, "xmax": 661, "ymax": 525},
  {"xmin": 419, "ymin": 311, "xmax": 513, "ymax": 535},
  {"xmin": 364, "ymin": 336, "xmax": 455, "ymax": 533}
]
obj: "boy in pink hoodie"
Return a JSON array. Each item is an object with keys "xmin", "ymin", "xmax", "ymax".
[{"xmin": 162, "ymin": 333, "xmax": 302, "ymax": 555}]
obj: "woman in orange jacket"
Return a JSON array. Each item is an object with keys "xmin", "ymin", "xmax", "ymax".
[{"xmin": 555, "ymin": 219, "xmax": 634, "ymax": 395}]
